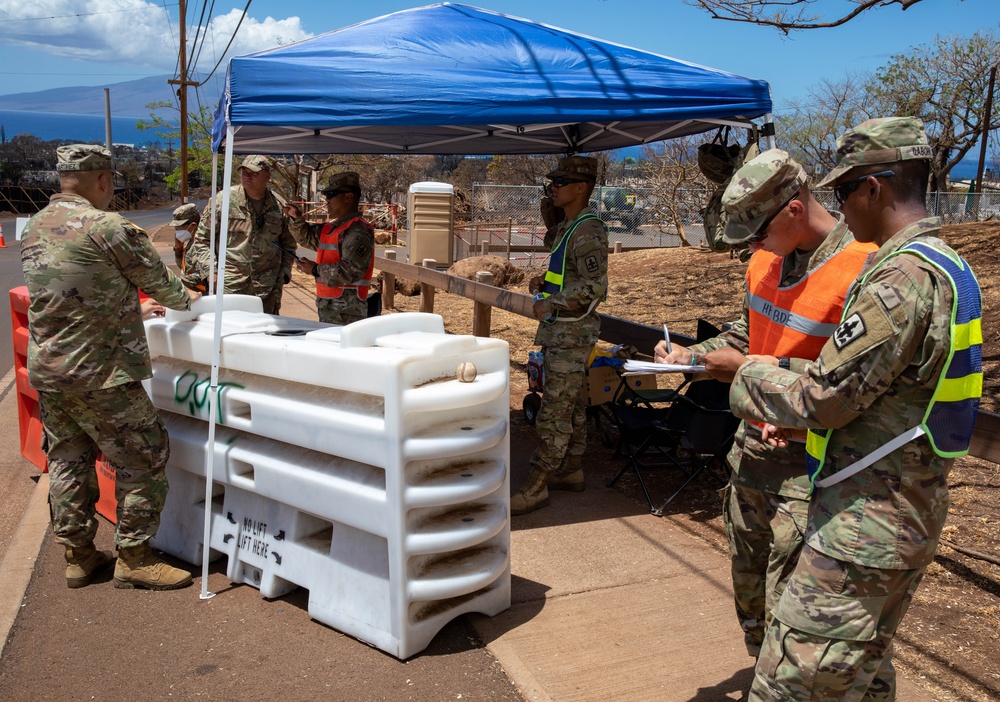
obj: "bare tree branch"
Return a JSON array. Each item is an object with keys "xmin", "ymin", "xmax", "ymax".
[{"xmin": 685, "ymin": 0, "xmax": 929, "ymax": 34}]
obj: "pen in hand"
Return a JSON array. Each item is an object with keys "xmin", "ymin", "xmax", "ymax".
[{"xmin": 663, "ymin": 324, "xmax": 673, "ymax": 355}]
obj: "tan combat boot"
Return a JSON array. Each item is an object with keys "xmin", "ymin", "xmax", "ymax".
[
  {"xmin": 547, "ymin": 456, "xmax": 585, "ymax": 492},
  {"xmin": 65, "ymin": 544, "xmax": 114, "ymax": 589},
  {"xmin": 510, "ymin": 465, "xmax": 551, "ymax": 516},
  {"xmin": 114, "ymin": 544, "xmax": 193, "ymax": 591}
]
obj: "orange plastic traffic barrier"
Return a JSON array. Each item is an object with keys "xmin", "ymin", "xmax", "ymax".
[
  {"xmin": 9, "ymin": 286, "xmax": 118, "ymax": 523},
  {"xmin": 10, "ymin": 287, "xmax": 45, "ymax": 470}
]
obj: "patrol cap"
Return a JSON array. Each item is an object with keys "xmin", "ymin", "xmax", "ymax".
[
  {"xmin": 56, "ymin": 144, "xmax": 120, "ymax": 175},
  {"xmin": 169, "ymin": 203, "xmax": 201, "ymax": 227},
  {"xmin": 721, "ymin": 148, "xmax": 807, "ymax": 245},
  {"xmin": 321, "ymin": 171, "xmax": 361, "ymax": 196},
  {"xmin": 546, "ymin": 156, "xmax": 598, "ymax": 181},
  {"xmin": 816, "ymin": 116, "xmax": 932, "ymax": 188},
  {"xmin": 240, "ymin": 154, "xmax": 272, "ymax": 173}
]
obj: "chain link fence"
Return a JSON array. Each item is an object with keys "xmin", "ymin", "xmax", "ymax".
[{"xmin": 467, "ymin": 183, "xmax": 999, "ymax": 265}]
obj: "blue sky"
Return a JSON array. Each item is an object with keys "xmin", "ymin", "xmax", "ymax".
[{"xmin": 0, "ymin": 0, "xmax": 996, "ymax": 116}]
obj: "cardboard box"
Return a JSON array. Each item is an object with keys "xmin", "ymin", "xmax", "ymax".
[{"xmin": 585, "ymin": 365, "xmax": 657, "ymax": 406}]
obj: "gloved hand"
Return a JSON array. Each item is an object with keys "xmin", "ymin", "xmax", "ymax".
[{"xmin": 540, "ymin": 195, "xmax": 565, "ymax": 230}]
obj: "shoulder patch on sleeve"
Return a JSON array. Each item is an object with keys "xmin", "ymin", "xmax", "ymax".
[
  {"xmin": 585, "ymin": 255, "xmax": 599, "ymax": 273},
  {"xmin": 123, "ymin": 223, "xmax": 148, "ymax": 239},
  {"xmin": 833, "ymin": 312, "xmax": 866, "ymax": 350}
]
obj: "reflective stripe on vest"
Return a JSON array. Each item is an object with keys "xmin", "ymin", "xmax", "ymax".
[
  {"xmin": 315, "ymin": 216, "xmax": 375, "ymax": 300},
  {"xmin": 539, "ymin": 212, "xmax": 604, "ymax": 322},
  {"xmin": 806, "ymin": 241, "xmax": 983, "ymax": 490}
]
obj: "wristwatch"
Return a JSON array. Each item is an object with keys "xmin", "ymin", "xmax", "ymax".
[{"xmin": 777, "ymin": 357, "xmax": 790, "ymax": 370}]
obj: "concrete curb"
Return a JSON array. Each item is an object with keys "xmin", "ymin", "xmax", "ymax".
[{"xmin": 0, "ymin": 471, "xmax": 49, "ymax": 657}]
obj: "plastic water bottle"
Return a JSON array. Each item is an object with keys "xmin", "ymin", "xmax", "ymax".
[
  {"xmin": 527, "ymin": 350, "xmax": 545, "ymax": 392},
  {"xmin": 532, "ymin": 293, "xmax": 557, "ymax": 324}
]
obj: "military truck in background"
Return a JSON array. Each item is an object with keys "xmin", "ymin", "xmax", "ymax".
[{"xmin": 593, "ymin": 186, "xmax": 651, "ymax": 232}]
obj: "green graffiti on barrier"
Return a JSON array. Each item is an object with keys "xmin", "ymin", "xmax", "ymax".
[{"xmin": 174, "ymin": 371, "xmax": 246, "ymax": 423}]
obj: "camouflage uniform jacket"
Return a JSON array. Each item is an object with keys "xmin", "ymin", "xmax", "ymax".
[
  {"xmin": 730, "ymin": 217, "xmax": 958, "ymax": 569},
  {"xmin": 288, "ymin": 209, "xmax": 375, "ymax": 296},
  {"xmin": 185, "ymin": 185, "xmax": 296, "ymax": 299},
  {"xmin": 21, "ymin": 192, "xmax": 192, "ymax": 392},
  {"xmin": 691, "ymin": 216, "xmax": 856, "ymax": 499},
  {"xmin": 534, "ymin": 206, "xmax": 609, "ymax": 348}
]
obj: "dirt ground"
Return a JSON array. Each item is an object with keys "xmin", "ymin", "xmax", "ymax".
[{"xmin": 376, "ymin": 220, "xmax": 1000, "ymax": 702}]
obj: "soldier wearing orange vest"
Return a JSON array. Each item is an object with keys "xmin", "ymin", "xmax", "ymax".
[
  {"xmin": 285, "ymin": 171, "xmax": 375, "ymax": 325},
  {"xmin": 654, "ymin": 149, "xmax": 876, "ymax": 659}
]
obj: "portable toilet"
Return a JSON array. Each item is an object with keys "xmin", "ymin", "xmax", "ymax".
[{"xmin": 407, "ymin": 182, "xmax": 454, "ymax": 266}]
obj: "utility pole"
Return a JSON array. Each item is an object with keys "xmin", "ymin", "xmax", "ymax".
[
  {"xmin": 168, "ymin": 0, "xmax": 197, "ymax": 202},
  {"xmin": 974, "ymin": 63, "xmax": 997, "ymax": 207}
]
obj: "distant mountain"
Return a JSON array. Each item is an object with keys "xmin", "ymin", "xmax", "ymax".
[{"xmin": 0, "ymin": 74, "xmax": 225, "ymax": 117}]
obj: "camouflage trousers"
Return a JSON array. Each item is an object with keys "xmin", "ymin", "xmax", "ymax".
[
  {"xmin": 749, "ymin": 544, "xmax": 926, "ymax": 702},
  {"xmin": 38, "ymin": 382, "xmax": 170, "ymax": 550},
  {"xmin": 317, "ymin": 293, "xmax": 367, "ymax": 325},
  {"xmin": 260, "ymin": 283, "xmax": 284, "ymax": 315},
  {"xmin": 723, "ymin": 482, "xmax": 809, "ymax": 657},
  {"xmin": 530, "ymin": 345, "xmax": 591, "ymax": 474}
]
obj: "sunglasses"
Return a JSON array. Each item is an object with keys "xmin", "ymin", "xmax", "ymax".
[
  {"xmin": 549, "ymin": 176, "xmax": 588, "ymax": 188},
  {"xmin": 325, "ymin": 189, "xmax": 352, "ymax": 199},
  {"xmin": 751, "ymin": 192, "xmax": 798, "ymax": 244},
  {"xmin": 834, "ymin": 170, "xmax": 895, "ymax": 206}
]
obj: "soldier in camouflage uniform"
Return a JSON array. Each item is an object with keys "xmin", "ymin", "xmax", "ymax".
[
  {"xmin": 169, "ymin": 202, "xmax": 200, "ymax": 270},
  {"xmin": 654, "ymin": 150, "xmax": 876, "ymax": 658},
  {"xmin": 511, "ymin": 156, "xmax": 609, "ymax": 515},
  {"xmin": 184, "ymin": 155, "xmax": 297, "ymax": 314},
  {"xmin": 727, "ymin": 118, "xmax": 982, "ymax": 701},
  {"xmin": 21, "ymin": 144, "xmax": 200, "ymax": 590},
  {"xmin": 284, "ymin": 172, "xmax": 375, "ymax": 325}
]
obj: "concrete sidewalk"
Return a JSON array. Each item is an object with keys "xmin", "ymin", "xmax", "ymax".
[{"xmin": 0, "ymin": 243, "xmax": 935, "ymax": 701}]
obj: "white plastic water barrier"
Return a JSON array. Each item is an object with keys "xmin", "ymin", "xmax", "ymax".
[{"xmin": 145, "ymin": 296, "xmax": 511, "ymax": 659}]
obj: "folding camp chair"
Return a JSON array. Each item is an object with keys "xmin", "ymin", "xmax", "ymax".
[{"xmin": 606, "ymin": 320, "xmax": 739, "ymax": 515}]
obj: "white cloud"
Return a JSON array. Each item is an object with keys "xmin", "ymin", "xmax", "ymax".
[{"xmin": 0, "ymin": 1, "xmax": 311, "ymax": 72}]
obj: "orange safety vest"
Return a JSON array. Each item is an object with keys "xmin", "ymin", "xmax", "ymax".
[
  {"xmin": 315, "ymin": 216, "xmax": 375, "ymax": 300},
  {"xmin": 746, "ymin": 241, "xmax": 874, "ymax": 360}
]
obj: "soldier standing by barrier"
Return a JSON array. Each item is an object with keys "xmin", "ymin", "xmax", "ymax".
[
  {"xmin": 169, "ymin": 202, "xmax": 200, "ymax": 271},
  {"xmin": 726, "ymin": 118, "xmax": 982, "ymax": 700},
  {"xmin": 512, "ymin": 156, "xmax": 609, "ymax": 516},
  {"xmin": 20, "ymin": 144, "xmax": 200, "ymax": 591},
  {"xmin": 654, "ymin": 150, "xmax": 876, "ymax": 658},
  {"xmin": 184, "ymin": 155, "xmax": 297, "ymax": 314},
  {"xmin": 284, "ymin": 171, "xmax": 376, "ymax": 325}
]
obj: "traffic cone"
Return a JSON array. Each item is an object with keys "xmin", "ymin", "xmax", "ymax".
[{"xmin": 0, "ymin": 223, "xmax": 6, "ymax": 248}]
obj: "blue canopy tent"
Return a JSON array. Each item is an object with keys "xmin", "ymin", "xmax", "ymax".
[
  {"xmin": 210, "ymin": 2, "xmax": 774, "ymax": 156},
  {"xmin": 196, "ymin": 3, "xmax": 775, "ymax": 598}
]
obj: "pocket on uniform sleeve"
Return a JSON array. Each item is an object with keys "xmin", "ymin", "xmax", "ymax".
[{"xmin": 818, "ymin": 286, "xmax": 898, "ymax": 378}]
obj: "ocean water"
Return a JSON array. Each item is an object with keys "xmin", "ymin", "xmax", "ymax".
[
  {"xmin": 0, "ymin": 108, "xmax": 986, "ymax": 178},
  {"xmin": 0, "ymin": 109, "xmax": 174, "ymax": 147}
]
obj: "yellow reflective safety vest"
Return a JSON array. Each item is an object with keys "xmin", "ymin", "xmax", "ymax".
[
  {"xmin": 539, "ymin": 212, "xmax": 604, "ymax": 322},
  {"xmin": 806, "ymin": 241, "xmax": 983, "ymax": 490}
]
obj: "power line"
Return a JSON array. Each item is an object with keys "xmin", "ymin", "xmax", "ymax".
[
  {"xmin": 0, "ymin": 4, "xmax": 179, "ymax": 23},
  {"xmin": 0, "ymin": 71, "xmax": 168, "ymax": 77},
  {"xmin": 198, "ymin": 0, "xmax": 252, "ymax": 84},
  {"xmin": 189, "ymin": 0, "xmax": 218, "ymax": 73}
]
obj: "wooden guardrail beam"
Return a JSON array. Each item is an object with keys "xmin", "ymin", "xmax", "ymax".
[{"xmin": 373, "ymin": 252, "xmax": 999, "ymax": 464}]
